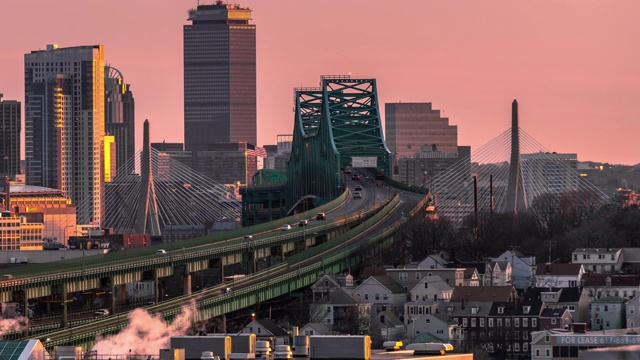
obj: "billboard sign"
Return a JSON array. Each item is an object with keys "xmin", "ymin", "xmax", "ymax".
[{"xmin": 352, "ymin": 156, "xmax": 378, "ymax": 168}]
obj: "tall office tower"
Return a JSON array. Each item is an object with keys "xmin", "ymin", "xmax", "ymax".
[
  {"xmin": 385, "ymin": 102, "xmax": 458, "ymax": 161},
  {"xmin": 184, "ymin": 2, "xmax": 257, "ymax": 152},
  {"xmin": 25, "ymin": 44, "xmax": 106, "ymax": 225},
  {"xmin": 105, "ymin": 66, "xmax": 135, "ymax": 176},
  {"xmin": 0, "ymin": 94, "xmax": 21, "ymax": 180}
]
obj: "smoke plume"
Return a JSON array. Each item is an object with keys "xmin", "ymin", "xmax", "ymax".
[
  {"xmin": 0, "ymin": 304, "xmax": 28, "ymax": 338},
  {"xmin": 92, "ymin": 300, "xmax": 198, "ymax": 356}
]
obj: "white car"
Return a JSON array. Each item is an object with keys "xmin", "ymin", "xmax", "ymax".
[
  {"xmin": 94, "ymin": 309, "xmax": 109, "ymax": 316},
  {"xmin": 156, "ymin": 249, "xmax": 167, "ymax": 254},
  {"xmin": 281, "ymin": 224, "xmax": 292, "ymax": 231}
]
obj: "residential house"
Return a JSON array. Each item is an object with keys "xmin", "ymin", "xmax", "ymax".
[
  {"xmin": 572, "ymin": 248, "xmax": 623, "ymax": 274},
  {"xmin": 311, "ymin": 273, "xmax": 354, "ymax": 302},
  {"xmin": 492, "ymin": 250, "xmax": 536, "ymax": 290},
  {"xmin": 352, "ymin": 275, "xmax": 407, "ymax": 316},
  {"xmin": 582, "ymin": 273, "xmax": 640, "ymax": 301},
  {"xmin": 386, "ymin": 266, "xmax": 465, "ymax": 291},
  {"xmin": 625, "ymin": 294, "xmax": 640, "ymax": 329},
  {"xmin": 446, "ymin": 301, "xmax": 493, "ymax": 345},
  {"xmin": 450, "ymin": 286, "xmax": 518, "ymax": 303},
  {"xmin": 485, "ymin": 301, "xmax": 543, "ymax": 358},
  {"xmin": 377, "ymin": 310, "xmax": 404, "ymax": 341},
  {"xmin": 404, "ymin": 300, "xmax": 439, "ymax": 326},
  {"xmin": 243, "ymin": 319, "xmax": 290, "ymax": 345},
  {"xmin": 408, "ymin": 275, "xmax": 453, "ymax": 302},
  {"xmin": 417, "ymin": 254, "xmax": 448, "ymax": 269},
  {"xmin": 523, "ymin": 287, "xmax": 590, "ymax": 323},
  {"xmin": 310, "ymin": 288, "xmax": 371, "ymax": 333},
  {"xmin": 534, "ymin": 263, "xmax": 585, "ymax": 288},
  {"xmin": 462, "ymin": 267, "xmax": 481, "ymax": 287},
  {"xmin": 407, "ymin": 313, "xmax": 462, "ymax": 346},
  {"xmin": 590, "ymin": 296, "xmax": 626, "ymax": 330},
  {"xmin": 448, "ymin": 261, "xmax": 489, "ymax": 286},
  {"xmin": 530, "ymin": 329, "xmax": 570, "ymax": 360},
  {"xmin": 298, "ymin": 323, "xmax": 332, "ymax": 336},
  {"xmin": 487, "ymin": 261, "xmax": 512, "ymax": 287},
  {"xmin": 538, "ymin": 307, "xmax": 573, "ymax": 331}
]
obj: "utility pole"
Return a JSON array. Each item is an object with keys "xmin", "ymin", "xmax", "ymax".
[{"xmin": 543, "ymin": 241, "xmax": 556, "ymax": 264}]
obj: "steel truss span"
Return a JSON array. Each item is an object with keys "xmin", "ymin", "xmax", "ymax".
[
  {"xmin": 101, "ymin": 148, "xmax": 241, "ymax": 234},
  {"xmin": 286, "ymin": 76, "xmax": 392, "ymax": 213}
]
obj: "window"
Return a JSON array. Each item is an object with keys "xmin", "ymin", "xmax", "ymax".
[
  {"xmin": 498, "ymin": 307, "xmax": 504, "ymax": 314},
  {"xmin": 375, "ymin": 294, "xmax": 380, "ymax": 301},
  {"xmin": 505, "ymin": 318, "xmax": 510, "ymax": 327},
  {"xmin": 523, "ymin": 343, "xmax": 528, "ymax": 352},
  {"xmin": 364, "ymin": 293, "xmax": 369, "ymax": 300},
  {"xmin": 462, "ymin": 318, "xmax": 468, "ymax": 327},
  {"xmin": 426, "ymin": 318, "xmax": 431, "ymax": 324},
  {"xmin": 523, "ymin": 318, "xmax": 528, "ymax": 327},
  {"xmin": 480, "ymin": 318, "xmax": 485, "ymax": 327},
  {"xmin": 514, "ymin": 318, "xmax": 520, "ymax": 327},
  {"xmin": 532, "ymin": 318, "xmax": 537, "ymax": 327},
  {"xmin": 573, "ymin": 254, "xmax": 577, "ymax": 261},
  {"xmin": 551, "ymin": 318, "xmax": 557, "ymax": 324},
  {"xmin": 399, "ymin": 272, "xmax": 408, "ymax": 280},
  {"xmin": 631, "ymin": 306, "xmax": 636, "ymax": 315},
  {"xmin": 497, "ymin": 318, "xmax": 503, "ymax": 327},
  {"xmin": 514, "ymin": 343, "xmax": 520, "ymax": 352},
  {"xmin": 472, "ymin": 306, "xmax": 479, "ymax": 314},
  {"xmin": 612, "ymin": 254, "xmax": 615, "ymax": 260},
  {"xmin": 546, "ymin": 349, "xmax": 550, "ymax": 357},
  {"xmin": 536, "ymin": 349, "xmax": 540, "ymax": 357},
  {"xmin": 569, "ymin": 280, "xmax": 577, "ymax": 287},
  {"xmin": 488, "ymin": 318, "xmax": 494, "ymax": 327},
  {"xmin": 545, "ymin": 334, "xmax": 550, "ymax": 342},
  {"xmin": 424, "ymin": 283, "xmax": 429, "ymax": 288},
  {"xmin": 415, "ymin": 272, "xmax": 421, "ymax": 280},
  {"xmin": 471, "ymin": 318, "xmax": 476, "ymax": 327}
]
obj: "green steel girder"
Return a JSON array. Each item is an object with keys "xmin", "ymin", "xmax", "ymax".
[{"xmin": 286, "ymin": 78, "xmax": 392, "ymax": 212}]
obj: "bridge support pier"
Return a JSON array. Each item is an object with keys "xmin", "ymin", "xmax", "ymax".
[
  {"xmin": 153, "ymin": 270, "xmax": 159, "ymax": 303},
  {"xmin": 183, "ymin": 274, "xmax": 192, "ymax": 295},
  {"xmin": 110, "ymin": 279, "xmax": 116, "ymax": 315},
  {"xmin": 62, "ymin": 286, "xmax": 68, "ymax": 328}
]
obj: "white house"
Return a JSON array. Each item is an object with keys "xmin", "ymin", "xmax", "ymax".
[
  {"xmin": 571, "ymin": 248, "xmax": 623, "ymax": 274},
  {"xmin": 407, "ymin": 313, "xmax": 461, "ymax": 344},
  {"xmin": 409, "ymin": 275, "xmax": 453, "ymax": 302},
  {"xmin": 352, "ymin": 275, "xmax": 408, "ymax": 316},
  {"xmin": 487, "ymin": 261, "xmax": 512, "ymax": 286},
  {"xmin": 417, "ymin": 254, "xmax": 448, "ymax": 269},
  {"xmin": 492, "ymin": 250, "xmax": 536, "ymax": 290},
  {"xmin": 534, "ymin": 263, "xmax": 585, "ymax": 288},
  {"xmin": 626, "ymin": 295, "xmax": 640, "ymax": 329},
  {"xmin": 243, "ymin": 319, "xmax": 290, "ymax": 345},
  {"xmin": 309, "ymin": 287, "xmax": 371, "ymax": 333}
]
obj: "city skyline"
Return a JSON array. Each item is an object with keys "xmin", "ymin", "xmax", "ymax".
[{"xmin": 1, "ymin": 1, "xmax": 638, "ymax": 165}]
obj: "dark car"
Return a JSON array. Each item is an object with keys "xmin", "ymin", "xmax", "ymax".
[
  {"xmin": 316, "ymin": 213, "xmax": 326, "ymax": 220},
  {"xmin": 352, "ymin": 174, "xmax": 361, "ymax": 180},
  {"xmin": 354, "ymin": 185, "xmax": 362, "ymax": 191},
  {"xmin": 299, "ymin": 219, "xmax": 308, "ymax": 227}
]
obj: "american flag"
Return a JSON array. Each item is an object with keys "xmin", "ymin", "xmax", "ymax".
[{"xmin": 247, "ymin": 146, "xmax": 268, "ymax": 158}]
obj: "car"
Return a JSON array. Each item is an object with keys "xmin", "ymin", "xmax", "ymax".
[
  {"xmin": 94, "ymin": 309, "xmax": 109, "ymax": 316},
  {"xmin": 243, "ymin": 235, "xmax": 253, "ymax": 240},
  {"xmin": 354, "ymin": 185, "xmax": 362, "ymax": 191},
  {"xmin": 353, "ymin": 192, "xmax": 362, "ymax": 199},
  {"xmin": 299, "ymin": 219, "xmax": 308, "ymax": 227},
  {"xmin": 281, "ymin": 224, "xmax": 292, "ymax": 231},
  {"xmin": 156, "ymin": 249, "xmax": 167, "ymax": 254},
  {"xmin": 352, "ymin": 174, "xmax": 360, "ymax": 180},
  {"xmin": 316, "ymin": 213, "xmax": 326, "ymax": 220},
  {"xmin": 344, "ymin": 167, "xmax": 352, "ymax": 174}
]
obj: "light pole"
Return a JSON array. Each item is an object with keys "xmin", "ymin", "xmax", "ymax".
[{"xmin": 63, "ymin": 225, "xmax": 75, "ymax": 259}]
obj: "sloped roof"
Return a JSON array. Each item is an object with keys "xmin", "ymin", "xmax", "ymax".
[
  {"xmin": 540, "ymin": 308, "xmax": 569, "ymax": 318},
  {"xmin": 300, "ymin": 322, "xmax": 332, "ymax": 335},
  {"xmin": 463, "ymin": 268, "xmax": 478, "ymax": 279},
  {"xmin": 448, "ymin": 260, "xmax": 487, "ymax": 275},
  {"xmin": 315, "ymin": 288, "xmax": 359, "ymax": 305},
  {"xmin": 369, "ymin": 275, "xmax": 406, "ymax": 294},
  {"xmin": 535, "ymin": 263, "xmax": 583, "ymax": 276},
  {"xmin": 583, "ymin": 274, "xmax": 640, "ymax": 287},
  {"xmin": 524, "ymin": 287, "xmax": 583, "ymax": 303},
  {"xmin": 591, "ymin": 295, "xmax": 627, "ymax": 304},
  {"xmin": 573, "ymin": 248, "xmax": 621, "ymax": 254},
  {"xmin": 409, "ymin": 275, "xmax": 452, "ymax": 294},
  {"xmin": 447, "ymin": 301, "xmax": 494, "ymax": 317},
  {"xmin": 378, "ymin": 310, "xmax": 403, "ymax": 327},
  {"xmin": 0, "ymin": 340, "xmax": 45, "ymax": 360},
  {"xmin": 251, "ymin": 319, "xmax": 289, "ymax": 337},
  {"xmin": 451, "ymin": 286, "xmax": 515, "ymax": 302}
]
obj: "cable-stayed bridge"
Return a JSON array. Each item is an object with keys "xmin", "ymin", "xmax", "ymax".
[{"xmin": 430, "ymin": 100, "xmax": 609, "ymax": 222}]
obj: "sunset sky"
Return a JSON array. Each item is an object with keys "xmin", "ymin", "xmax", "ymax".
[{"xmin": 1, "ymin": 0, "xmax": 638, "ymax": 165}]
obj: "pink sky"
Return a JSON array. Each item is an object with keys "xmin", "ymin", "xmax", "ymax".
[{"xmin": 1, "ymin": 0, "xmax": 638, "ymax": 165}]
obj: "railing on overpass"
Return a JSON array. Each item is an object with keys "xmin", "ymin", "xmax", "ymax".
[{"xmin": 32, "ymin": 194, "xmax": 410, "ymax": 349}]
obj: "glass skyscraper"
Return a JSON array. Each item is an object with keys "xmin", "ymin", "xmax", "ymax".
[
  {"xmin": 24, "ymin": 44, "xmax": 105, "ymax": 225},
  {"xmin": 105, "ymin": 66, "xmax": 135, "ymax": 176},
  {"xmin": 0, "ymin": 94, "xmax": 21, "ymax": 180},
  {"xmin": 183, "ymin": 2, "xmax": 257, "ymax": 152}
]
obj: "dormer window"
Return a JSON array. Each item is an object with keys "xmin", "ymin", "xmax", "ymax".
[
  {"xmin": 447, "ymin": 306, "xmax": 454, "ymax": 314},
  {"xmin": 523, "ymin": 306, "xmax": 531, "ymax": 314},
  {"xmin": 471, "ymin": 306, "xmax": 480, "ymax": 314},
  {"xmin": 498, "ymin": 307, "xmax": 504, "ymax": 314}
]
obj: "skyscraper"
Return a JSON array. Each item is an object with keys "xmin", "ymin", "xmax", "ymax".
[
  {"xmin": 24, "ymin": 44, "xmax": 105, "ymax": 225},
  {"xmin": 105, "ymin": 66, "xmax": 135, "ymax": 176},
  {"xmin": 0, "ymin": 94, "xmax": 20, "ymax": 180},
  {"xmin": 183, "ymin": 2, "xmax": 257, "ymax": 152}
]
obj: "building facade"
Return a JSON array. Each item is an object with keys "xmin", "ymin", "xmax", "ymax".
[
  {"xmin": 24, "ymin": 44, "xmax": 106, "ymax": 225},
  {"xmin": 184, "ymin": 3, "xmax": 257, "ymax": 152},
  {"xmin": 105, "ymin": 66, "xmax": 135, "ymax": 176},
  {"xmin": 0, "ymin": 94, "xmax": 21, "ymax": 180}
]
